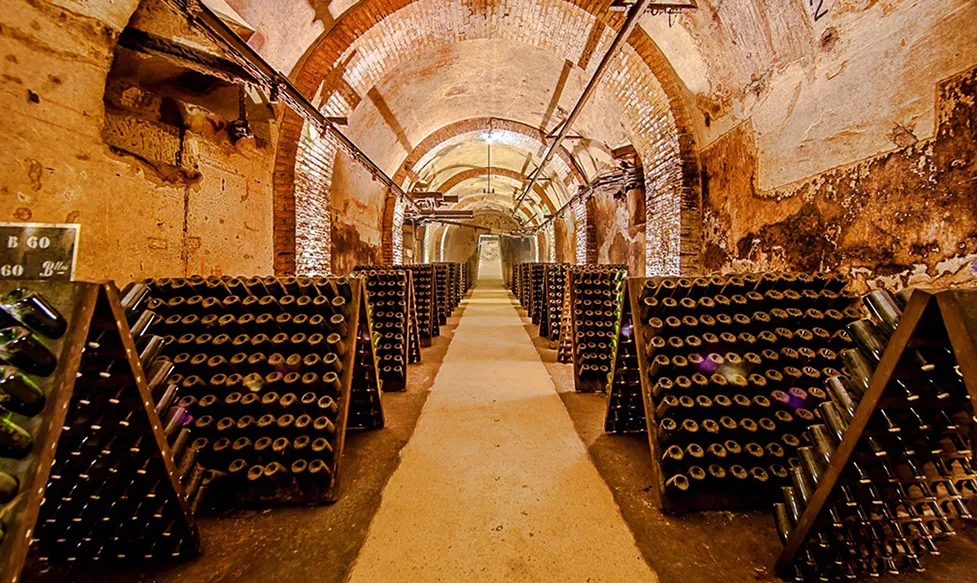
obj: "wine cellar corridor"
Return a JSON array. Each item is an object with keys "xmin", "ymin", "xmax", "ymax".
[
  {"xmin": 1, "ymin": 0, "xmax": 977, "ymax": 582},
  {"xmin": 348, "ymin": 266, "xmax": 654, "ymax": 581}
]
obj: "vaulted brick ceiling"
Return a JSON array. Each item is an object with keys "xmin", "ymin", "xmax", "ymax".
[
  {"xmin": 230, "ymin": 0, "xmax": 694, "ymax": 226},
  {"xmin": 316, "ymin": 8, "xmax": 640, "ymax": 219},
  {"xmin": 233, "ymin": 0, "xmax": 712, "ymax": 271}
]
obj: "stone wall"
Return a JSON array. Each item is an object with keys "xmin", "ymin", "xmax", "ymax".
[
  {"xmin": 589, "ymin": 193, "xmax": 644, "ymax": 274},
  {"xmin": 702, "ymin": 66, "xmax": 977, "ymax": 290},
  {"xmin": 553, "ymin": 214, "xmax": 575, "ymax": 265},
  {"xmin": 329, "ymin": 149, "xmax": 384, "ymax": 274},
  {"xmin": 0, "ymin": 0, "xmax": 275, "ymax": 283}
]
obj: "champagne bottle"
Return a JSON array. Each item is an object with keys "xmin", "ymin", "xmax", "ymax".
[
  {"xmin": 0, "ymin": 365, "xmax": 45, "ymax": 415},
  {"xmin": 0, "ymin": 412, "xmax": 32, "ymax": 458},
  {"xmin": 773, "ymin": 502, "xmax": 793, "ymax": 545},
  {"xmin": 0, "ymin": 326, "xmax": 56, "ymax": 376},
  {"xmin": 1, "ymin": 288, "xmax": 67, "ymax": 339}
]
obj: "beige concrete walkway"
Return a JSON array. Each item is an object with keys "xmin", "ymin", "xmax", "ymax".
[{"xmin": 346, "ymin": 266, "xmax": 657, "ymax": 583}]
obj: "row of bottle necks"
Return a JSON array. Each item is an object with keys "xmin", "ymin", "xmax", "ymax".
[
  {"xmin": 159, "ymin": 351, "xmax": 403, "ymax": 384},
  {"xmin": 639, "ymin": 288, "xmax": 857, "ymax": 318},
  {"xmin": 147, "ymin": 269, "xmax": 456, "ymax": 301},
  {"xmin": 187, "ymin": 390, "xmax": 339, "ymax": 418},
  {"xmin": 192, "ymin": 431, "xmax": 337, "ymax": 467},
  {"xmin": 151, "ymin": 326, "xmax": 404, "ymax": 355},
  {"xmin": 144, "ymin": 293, "xmax": 410, "ymax": 320},
  {"xmin": 643, "ymin": 310, "xmax": 856, "ymax": 338},
  {"xmin": 579, "ymin": 339, "xmax": 851, "ymax": 378},
  {"xmin": 571, "ymin": 285, "xmax": 626, "ymax": 300},
  {"xmin": 144, "ymin": 276, "xmax": 356, "ymax": 301},
  {"xmin": 147, "ymin": 330, "xmax": 410, "ymax": 362},
  {"xmin": 640, "ymin": 272, "xmax": 846, "ymax": 296},
  {"xmin": 577, "ymin": 319, "xmax": 851, "ymax": 347},
  {"xmin": 143, "ymin": 296, "xmax": 356, "ymax": 319}
]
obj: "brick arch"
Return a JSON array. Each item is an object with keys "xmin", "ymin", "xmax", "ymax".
[
  {"xmin": 450, "ymin": 192, "xmax": 541, "ymax": 223},
  {"xmin": 380, "ymin": 118, "xmax": 582, "ymax": 263},
  {"xmin": 392, "ymin": 117, "xmax": 588, "ymax": 187},
  {"xmin": 438, "ymin": 169, "xmax": 561, "ymax": 212},
  {"xmin": 274, "ymin": 0, "xmax": 700, "ymax": 274},
  {"xmin": 426, "ymin": 201, "xmax": 543, "ymax": 262}
]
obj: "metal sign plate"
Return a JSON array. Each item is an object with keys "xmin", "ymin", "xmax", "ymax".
[{"xmin": 0, "ymin": 223, "xmax": 80, "ymax": 281}]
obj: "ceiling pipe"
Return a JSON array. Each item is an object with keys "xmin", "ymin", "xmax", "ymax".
[
  {"xmin": 510, "ymin": 0, "xmax": 654, "ymax": 221},
  {"xmin": 421, "ymin": 219, "xmax": 492, "ymax": 233},
  {"xmin": 161, "ymin": 0, "xmax": 423, "ymax": 212}
]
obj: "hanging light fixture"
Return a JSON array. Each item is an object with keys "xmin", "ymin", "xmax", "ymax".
[{"xmin": 228, "ymin": 84, "xmax": 252, "ymax": 143}]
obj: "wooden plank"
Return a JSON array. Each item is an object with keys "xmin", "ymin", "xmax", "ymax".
[
  {"xmin": 101, "ymin": 282, "xmax": 202, "ymax": 543},
  {"xmin": 938, "ymin": 290, "xmax": 977, "ymax": 416},
  {"xmin": 630, "ymin": 278, "xmax": 667, "ymax": 510},
  {"xmin": 0, "ymin": 282, "xmax": 98, "ymax": 583}
]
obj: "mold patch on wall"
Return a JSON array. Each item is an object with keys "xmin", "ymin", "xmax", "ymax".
[
  {"xmin": 701, "ymin": 65, "xmax": 977, "ymax": 291},
  {"xmin": 590, "ymin": 193, "xmax": 645, "ymax": 275},
  {"xmin": 332, "ymin": 217, "xmax": 381, "ymax": 275}
]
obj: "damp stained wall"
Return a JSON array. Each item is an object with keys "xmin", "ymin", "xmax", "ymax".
[
  {"xmin": 329, "ymin": 149, "xmax": 384, "ymax": 275},
  {"xmin": 0, "ymin": 0, "xmax": 275, "ymax": 283},
  {"xmin": 701, "ymin": 64, "xmax": 977, "ymax": 290},
  {"xmin": 554, "ymin": 214, "xmax": 575, "ymax": 265},
  {"xmin": 648, "ymin": 0, "xmax": 977, "ymax": 286},
  {"xmin": 589, "ymin": 193, "xmax": 645, "ymax": 275}
]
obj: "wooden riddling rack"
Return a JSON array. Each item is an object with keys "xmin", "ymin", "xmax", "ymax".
[
  {"xmin": 774, "ymin": 289, "xmax": 977, "ymax": 581},
  {"xmin": 604, "ymin": 281, "xmax": 644, "ymax": 434},
  {"xmin": 528, "ymin": 264, "xmax": 547, "ymax": 331},
  {"xmin": 545, "ymin": 264, "xmax": 570, "ymax": 342},
  {"xmin": 628, "ymin": 273, "xmax": 860, "ymax": 513},
  {"xmin": 397, "ymin": 264, "xmax": 440, "ymax": 345},
  {"xmin": 346, "ymin": 300, "xmax": 384, "ymax": 431},
  {"xmin": 511, "ymin": 263, "xmax": 530, "ymax": 307},
  {"xmin": 463, "ymin": 253, "xmax": 479, "ymax": 293},
  {"xmin": 557, "ymin": 269, "xmax": 575, "ymax": 364},
  {"xmin": 0, "ymin": 281, "xmax": 199, "ymax": 583},
  {"xmin": 435, "ymin": 262, "xmax": 463, "ymax": 310},
  {"xmin": 352, "ymin": 267, "xmax": 418, "ymax": 390},
  {"xmin": 139, "ymin": 275, "xmax": 380, "ymax": 506},
  {"xmin": 406, "ymin": 283, "xmax": 421, "ymax": 365},
  {"xmin": 509, "ymin": 262, "xmax": 554, "ymax": 338},
  {"xmin": 432, "ymin": 264, "xmax": 452, "ymax": 325},
  {"xmin": 569, "ymin": 265, "xmax": 628, "ymax": 393}
]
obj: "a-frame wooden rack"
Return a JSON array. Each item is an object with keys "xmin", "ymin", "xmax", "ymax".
[
  {"xmin": 142, "ymin": 276, "xmax": 381, "ymax": 505},
  {"xmin": 775, "ymin": 289, "xmax": 977, "ymax": 580},
  {"xmin": 352, "ymin": 267, "xmax": 419, "ymax": 392},
  {"xmin": 603, "ymin": 281, "xmax": 644, "ymax": 434},
  {"xmin": 567, "ymin": 266, "xmax": 627, "ymax": 393},
  {"xmin": 397, "ymin": 264, "xmax": 439, "ymax": 345},
  {"xmin": 0, "ymin": 281, "xmax": 199, "ymax": 583}
]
